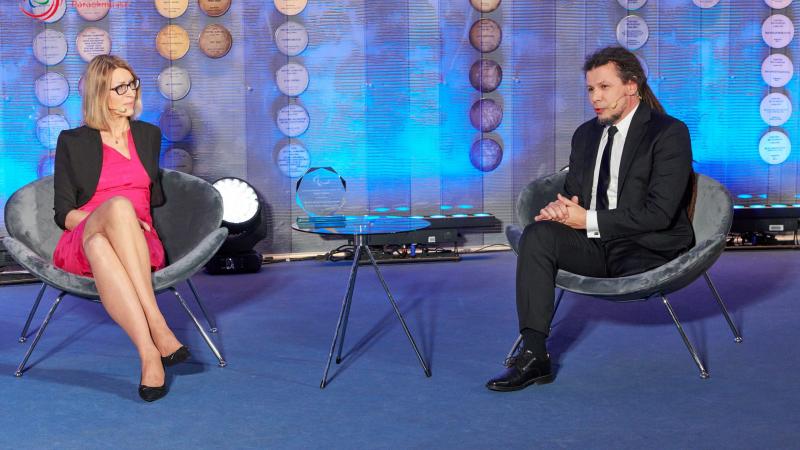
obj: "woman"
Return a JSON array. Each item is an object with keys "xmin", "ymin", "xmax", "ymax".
[{"xmin": 53, "ymin": 55, "xmax": 189, "ymax": 402}]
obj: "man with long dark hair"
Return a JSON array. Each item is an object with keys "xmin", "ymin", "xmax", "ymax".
[{"xmin": 487, "ymin": 46, "xmax": 695, "ymax": 391}]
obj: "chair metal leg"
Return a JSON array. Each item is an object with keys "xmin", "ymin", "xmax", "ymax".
[
  {"xmin": 550, "ymin": 288, "xmax": 565, "ymax": 333},
  {"xmin": 703, "ymin": 272, "xmax": 743, "ymax": 343},
  {"xmin": 661, "ymin": 294, "xmax": 709, "ymax": 379},
  {"xmin": 335, "ymin": 246, "xmax": 361, "ymax": 364},
  {"xmin": 504, "ymin": 335, "xmax": 523, "ymax": 367},
  {"xmin": 364, "ymin": 245, "xmax": 431, "ymax": 378},
  {"xmin": 504, "ymin": 288, "xmax": 566, "ymax": 365},
  {"xmin": 19, "ymin": 283, "xmax": 47, "ymax": 343},
  {"xmin": 186, "ymin": 278, "xmax": 218, "ymax": 333},
  {"xmin": 171, "ymin": 288, "xmax": 226, "ymax": 367},
  {"xmin": 16, "ymin": 292, "xmax": 65, "ymax": 377},
  {"xmin": 321, "ymin": 245, "xmax": 362, "ymax": 389}
]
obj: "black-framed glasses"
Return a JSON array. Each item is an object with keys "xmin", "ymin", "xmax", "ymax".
[{"xmin": 110, "ymin": 78, "xmax": 140, "ymax": 95}]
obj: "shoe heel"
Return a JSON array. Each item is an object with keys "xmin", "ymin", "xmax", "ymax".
[
  {"xmin": 535, "ymin": 374, "xmax": 555, "ymax": 385},
  {"xmin": 161, "ymin": 346, "xmax": 191, "ymax": 367}
]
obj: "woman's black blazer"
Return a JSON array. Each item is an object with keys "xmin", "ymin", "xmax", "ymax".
[{"xmin": 53, "ymin": 120, "xmax": 165, "ymax": 230}]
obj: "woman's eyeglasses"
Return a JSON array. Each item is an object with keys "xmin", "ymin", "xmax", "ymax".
[{"xmin": 109, "ymin": 78, "xmax": 141, "ymax": 95}]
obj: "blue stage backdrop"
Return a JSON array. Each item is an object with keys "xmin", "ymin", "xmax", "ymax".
[{"xmin": 1, "ymin": 1, "xmax": 797, "ymax": 254}]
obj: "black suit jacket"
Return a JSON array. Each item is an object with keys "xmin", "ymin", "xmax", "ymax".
[
  {"xmin": 563, "ymin": 103, "xmax": 694, "ymax": 254},
  {"xmin": 53, "ymin": 120, "xmax": 164, "ymax": 230}
]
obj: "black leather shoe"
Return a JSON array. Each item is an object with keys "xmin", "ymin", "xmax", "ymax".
[
  {"xmin": 486, "ymin": 350, "xmax": 554, "ymax": 392},
  {"xmin": 161, "ymin": 346, "xmax": 190, "ymax": 367},
  {"xmin": 138, "ymin": 383, "xmax": 167, "ymax": 402}
]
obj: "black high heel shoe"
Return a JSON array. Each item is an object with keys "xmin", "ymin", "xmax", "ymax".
[
  {"xmin": 161, "ymin": 346, "xmax": 191, "ymax": 367},
  {"xmin": 138, "ymin": 383, "xmax": 167, "ymax": 402}
]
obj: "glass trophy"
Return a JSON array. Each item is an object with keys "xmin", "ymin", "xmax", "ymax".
[{"xmin": 296, "ymin": 167, "xmax": 347, "ymax": 227}]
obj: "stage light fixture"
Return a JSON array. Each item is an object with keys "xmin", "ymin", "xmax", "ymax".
[{"xmin": 205, "ymin": 177, "xmax": 269, "ymax": 274}]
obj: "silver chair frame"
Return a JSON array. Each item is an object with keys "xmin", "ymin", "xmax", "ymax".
[
  {"xmin": 15, "ymin": 280, "xmax": 225, "ymax": 377},
  {"xmin": 18, "ymin": 278, "xmax": 217, "ymax": 343},
  {"xmin": 505, "ymin": 272, "xmax": 742, "ymax": 379}
]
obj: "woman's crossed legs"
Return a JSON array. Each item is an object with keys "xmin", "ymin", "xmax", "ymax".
[{"xmin": 81, "ymin": 196, "xmax": 182, "ymax": 388}]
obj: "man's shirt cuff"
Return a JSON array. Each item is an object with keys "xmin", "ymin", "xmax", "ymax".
[{"xmin": 586, "ymin": 210, "xmax": 600, "ymax": 238}]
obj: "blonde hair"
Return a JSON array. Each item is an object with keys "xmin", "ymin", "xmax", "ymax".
[{"xmin": 82, "ymin": 55, "xmax": 143, "ymax": 130}]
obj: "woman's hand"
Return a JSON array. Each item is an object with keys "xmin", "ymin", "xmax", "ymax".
[
  {"xmin": 64, "ymin": 210, "xmax": 90, "ymax": 231},
  {"xmin": 138, "ymin": 219, "xmax": 151, "ymax": 232}
]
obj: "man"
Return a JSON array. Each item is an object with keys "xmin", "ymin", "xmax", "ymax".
[{"xmin": 486, "ymin": 46, "xmax": 694, "ymax": 392}]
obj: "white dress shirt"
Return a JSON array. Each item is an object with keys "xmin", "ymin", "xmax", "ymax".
[{"xmin": 586, "ymin": 103, "xmax": 639, "ymax": 238}]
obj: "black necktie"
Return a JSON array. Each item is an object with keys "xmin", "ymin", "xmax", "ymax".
[{"xmin": 596, "ymin": 126, "xmax": 618, "ymax": 211}]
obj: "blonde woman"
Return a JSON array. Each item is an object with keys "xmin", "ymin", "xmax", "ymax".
[{"xmin": 52, "ymin": 55, "xmax": 189, "ymax": 402}]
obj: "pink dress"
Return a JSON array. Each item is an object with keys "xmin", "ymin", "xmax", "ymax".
[{"xmin": 52, "ymin": 130, "xmax": 166, "ymax": 277}]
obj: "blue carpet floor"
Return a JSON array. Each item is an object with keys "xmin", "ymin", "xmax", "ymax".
[{"xmin": 0, "ymin": 250, "xmax": 797, "ymax": 449}]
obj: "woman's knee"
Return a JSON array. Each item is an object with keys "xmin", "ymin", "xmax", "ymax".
[
  {"xmin": 92, "ymin": 196, "xmax": 137, "ymax": 225},
  {"xmin": 105, "ymin": 196, "xmax": 136, "ymax": 216},
  {"xmin": 83, "ymin": 232, "xmax": 111, "ymax": 258}
]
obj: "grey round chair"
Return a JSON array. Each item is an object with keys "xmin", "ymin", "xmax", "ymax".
[
  {"xmin": 504, "ymin": 171, "xmax": 742, "ymax": 378},
  {"xmin": 3, "ymin": 169, "xmax": 229, "ymax": 376}
]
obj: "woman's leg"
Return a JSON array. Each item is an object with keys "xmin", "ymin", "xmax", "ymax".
[
  {"xmin": 83, "ymin": 197, "xmax": 183, "ymax": 356},
  {"xmin": 83, "ymin": 232, "xmax": 164, "ymax": 387}
]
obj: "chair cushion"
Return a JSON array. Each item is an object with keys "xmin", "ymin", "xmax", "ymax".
[
  {"xmin": 516, "ymin": 172, "xmax": 567, "ymax": 229},
  {"xmin": 505, "ymin": 224, "xmax": 523, "ymax": 254},
  {"xmin": 3, "ymin": 169, "xmax": 228, "ymax": 299},
  {"xmin": 153, "ymin": 228, "xmax": 228, "ymax": 291},
  {"xmin": 5, "ymin": 228, "xmax": 228, "ymax": 298},
  {"xmin": 153, "ymin": 170, "xmax": 225, "ymax": 264},
  {"xmin": 554, "ymin": 234, "xmax": 726, "ymax": 301},
  {"xmin": 3, "ymin": 237, "xmax": 99, "ymax": 298},
  {"xmin": 3, "ymin": 176, "xmax": 61, "ymax": 259},
  {"xmin": 506, "ymin": 173, "xmax": 733, "ymax": 302},
  {"xmin": 506, "ymin": 225, "xmax": 726, "ymax": 300}
]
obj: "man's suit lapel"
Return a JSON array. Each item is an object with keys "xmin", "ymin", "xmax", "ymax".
[
  {"xmin": 581, "ymin": 122, "xmax": 603, "ymax": 207},
  {"xmin": 616, "ymin": 103, "xmax": 651, "ymax": 195}
]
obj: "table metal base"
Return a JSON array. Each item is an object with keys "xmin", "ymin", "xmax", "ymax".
[{"xmin": 321, "ymin": 234, "xmax": 431, "ymax": 388}]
